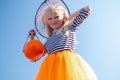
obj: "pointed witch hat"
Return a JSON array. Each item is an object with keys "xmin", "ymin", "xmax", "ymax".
[{"xmin": 35, "ymin": 0, "xmax": 70, "ymax": 38}]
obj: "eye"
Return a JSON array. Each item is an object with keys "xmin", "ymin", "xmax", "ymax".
[
  {"xmin": 54, "ymin": 16, "xmax": 59, "ymax": 19},
  {"xmin": 48, "ymin": 18, "xmax": 52, "ymax": 20}
]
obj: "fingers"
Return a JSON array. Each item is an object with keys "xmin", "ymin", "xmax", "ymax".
[{"xmin": 85, "ymin": 6, "xmax": 91, "ymax": 12}]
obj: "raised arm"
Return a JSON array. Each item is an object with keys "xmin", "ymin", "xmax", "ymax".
[{"xmin": 68, "ymin": 6, "xmax": 91, "ymax": 21}]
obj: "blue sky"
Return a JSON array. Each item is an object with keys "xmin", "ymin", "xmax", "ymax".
[{"xmin": 0, "ymin": 0, "xmax": 120, "ymax": 80}]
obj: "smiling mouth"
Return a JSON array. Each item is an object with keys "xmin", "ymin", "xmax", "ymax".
[{"xmin": 52, "ymin": 23, "xmax": 59, "ymax": 26}]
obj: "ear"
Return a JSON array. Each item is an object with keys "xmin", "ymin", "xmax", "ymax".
[{"xmin": 63, "ymin": 16, "xmax": 67, "ymax": 22}]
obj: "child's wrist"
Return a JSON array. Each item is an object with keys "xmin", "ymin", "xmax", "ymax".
[{"xmin": 85, "ymin": 6, "xmax": 91, "ymax": 12}]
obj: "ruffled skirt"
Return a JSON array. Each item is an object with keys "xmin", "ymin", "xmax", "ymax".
[{"xmin": 34, "ymin": 50, "xmax": 97, "ymax": 80}]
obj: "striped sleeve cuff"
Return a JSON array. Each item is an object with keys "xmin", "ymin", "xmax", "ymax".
[{"xmin": 72, "ymin": 8, "xmax": 90, "ymax": 28}]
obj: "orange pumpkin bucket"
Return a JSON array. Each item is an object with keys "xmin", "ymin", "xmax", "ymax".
[{"xmin": 23, "ymin": 29, "xmax": 45, "ymax": 62}]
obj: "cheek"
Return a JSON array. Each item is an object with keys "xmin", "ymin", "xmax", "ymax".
[
  {"xmin": 46, "ymin": 20, "xmax": 51, "ymax": 25},
  {"xmin": 58, "ymin": 17, "xmax": 64, "ymax": 23}
]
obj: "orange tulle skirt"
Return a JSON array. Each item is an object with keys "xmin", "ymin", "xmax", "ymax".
[{"xmin": 34, "ymin": 50, "xmax": 97, "ymax": 80}]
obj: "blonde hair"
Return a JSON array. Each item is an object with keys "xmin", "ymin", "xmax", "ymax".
[{"xmin": 44, "ymin": 5, "xmax": 70, "ymax": 37}]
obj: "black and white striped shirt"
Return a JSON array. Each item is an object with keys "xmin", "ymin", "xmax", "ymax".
[{"xmin": 45, "ymin": 8, "xmax": 90, "ymax": 54}]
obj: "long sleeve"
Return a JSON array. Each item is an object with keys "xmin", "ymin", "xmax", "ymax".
[{"xmin": 69, "ymin": 8, "xmax": 90, "ymax": 31}]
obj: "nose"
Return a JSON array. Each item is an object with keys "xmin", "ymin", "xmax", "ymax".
[{"xmin": 51, "ymin": 19, "xmax": 57, "ymax": 25}]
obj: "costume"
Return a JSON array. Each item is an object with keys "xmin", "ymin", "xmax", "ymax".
[{"xmin": 34, "ymin": 0, "xmax": 97, "ymax": 80}]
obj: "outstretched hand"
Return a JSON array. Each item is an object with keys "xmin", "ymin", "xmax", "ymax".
[
  {"xmin": 84, "ymin": 6, "xmax": 91, "ymax": 12},
  {"xmin": 67, "ymin": 6, "xmax": 91, "ymax": 21}
]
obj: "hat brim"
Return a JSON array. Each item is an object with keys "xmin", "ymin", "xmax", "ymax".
[{"xmin": 35, "ymin": 0, "xmax": 70, "ymax": 38}]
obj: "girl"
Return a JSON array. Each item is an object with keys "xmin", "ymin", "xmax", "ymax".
[{"xmin": 35, "ymin": 4, "xmax": 97, "ymax": 80}]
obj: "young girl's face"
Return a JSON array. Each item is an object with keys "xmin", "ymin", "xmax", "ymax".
[{"xmin": 46, "ymin": 10, "xmax": 64, "ymax": 30}]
